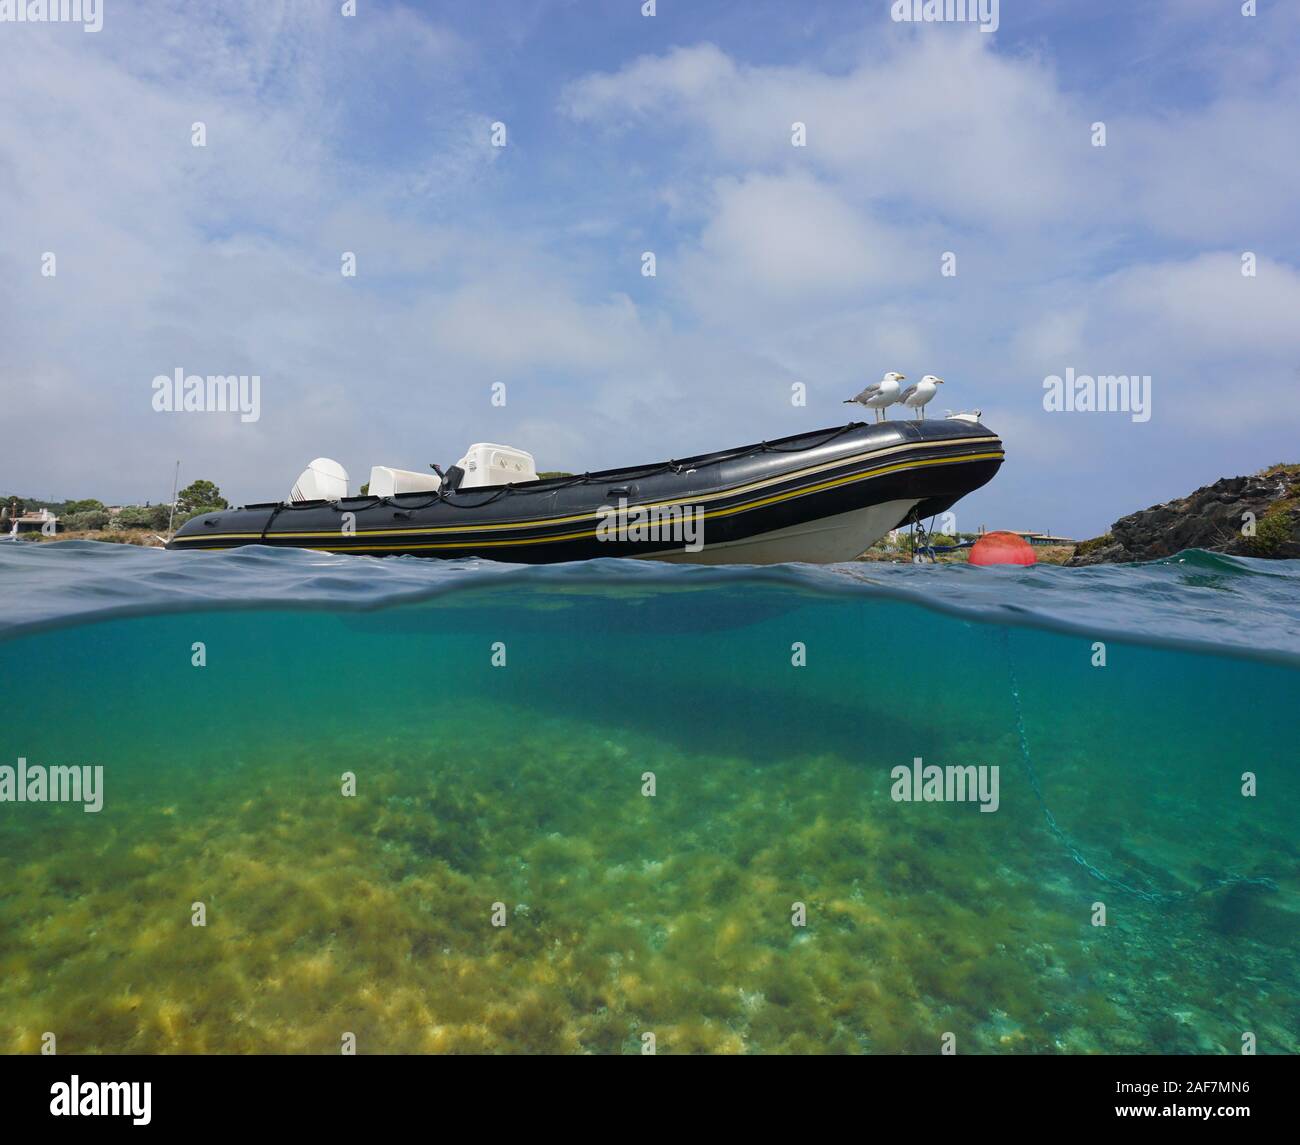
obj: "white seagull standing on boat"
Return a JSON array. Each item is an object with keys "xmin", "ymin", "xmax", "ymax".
[
  {"xmin": 844, "ymin": 372, "xmax": 905, "ymax": 422},
  {"xmin": 899, "ymin": 375, "xmax": 943, "ymax": 419}
]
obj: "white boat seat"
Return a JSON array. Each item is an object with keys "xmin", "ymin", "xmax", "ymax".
[{"xmin": 368, "ymin": 465, "xmax": 442, "ymax": 498}]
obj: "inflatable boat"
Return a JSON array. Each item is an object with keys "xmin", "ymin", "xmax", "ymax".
[{"xmin": 167, "ymin": 418, "xmax": 1003, "ymax": 564}]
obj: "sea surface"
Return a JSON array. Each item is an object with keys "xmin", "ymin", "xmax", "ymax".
[{"xmin": 0, "ymin": 541, "xmax": 1296, "ymax": 1054}]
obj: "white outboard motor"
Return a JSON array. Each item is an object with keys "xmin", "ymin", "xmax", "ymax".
[
  {"xmin": 454, "ymin": 443, "xmax": 538, "ymax": 489},
  {"xmin": 291, "ymin": 457, "xmax": 350, "ymax": 502}
]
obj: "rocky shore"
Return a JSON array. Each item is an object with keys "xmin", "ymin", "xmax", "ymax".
[{"xmin": 1067, "ymin": 464, "xmax": 1300, "ymax": 566}]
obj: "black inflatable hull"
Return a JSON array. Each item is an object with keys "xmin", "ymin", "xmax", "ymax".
[{"xmin": 168, "ymin": 420, "xmax": 1003, "ymax": 564}]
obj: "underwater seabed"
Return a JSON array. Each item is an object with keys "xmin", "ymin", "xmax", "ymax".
[{"xmin": 0, "ymin": 585, "xmax": 1296, "ymax": 1055}]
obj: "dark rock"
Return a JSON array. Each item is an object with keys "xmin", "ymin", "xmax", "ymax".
[{"xmin": 1066, "ymin": 466, "xmax": 1300, "ymax": 566}]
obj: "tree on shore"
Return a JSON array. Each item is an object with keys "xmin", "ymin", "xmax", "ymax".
[
  {"xmin": 177, "ymin": 480, "xmax": 227, "ymax": 513},
  {"xmin": 63, "ymin": 498, "xmax": 106, "ymax": 514}
]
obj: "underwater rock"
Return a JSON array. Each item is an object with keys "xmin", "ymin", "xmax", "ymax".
[
  {"xmin": 1204, "ymin": 882, "xmax": 1300, "ymax": 948},
  {"xmin": 1067, "ymin": 465, "xmax": 1300, "ymax": 565}
]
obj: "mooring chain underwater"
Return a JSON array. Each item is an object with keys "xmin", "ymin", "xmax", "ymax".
[{"xmin": 996, "ymin": 628, "xmax": 1278, "ymax": 904}]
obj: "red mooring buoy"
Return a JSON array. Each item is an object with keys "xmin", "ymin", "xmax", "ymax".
[{"xmin": 968, "ymin": 531, "xmax": 1037, "ymax": 566}]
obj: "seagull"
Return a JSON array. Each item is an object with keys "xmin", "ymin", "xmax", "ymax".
[
  {"xmin": 843, "ymin": 372, "xmax": 905, "ymax": 422},
  {"xmin": 898, "ymin": 374, "xmax": 943, "ymax": 419},
  {"xmin": 945, "ymin": 408, "xmax": 983, "ymax": 424}
]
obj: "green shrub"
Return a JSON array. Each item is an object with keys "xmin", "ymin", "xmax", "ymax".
[
  {"xmin": 1246, "ymin": 507, "xmax": 1294, "ymax": 556},
  {"xmin": 114, "ymin": 506, "xmax": 155, "ymax": 528},
  {"xmin": 62, "ymin": 510, "xmax": 110, "ymax": 531},
  {"xmin": 1072, "ymin": 533, "xmax": 1114, "ymax": 558}
]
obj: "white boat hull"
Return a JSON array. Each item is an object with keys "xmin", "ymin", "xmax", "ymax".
[{"xmin": 641, "ymin": 498, "xmax": 920, "ymax": 565}]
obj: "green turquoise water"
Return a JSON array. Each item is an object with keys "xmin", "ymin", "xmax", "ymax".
[{"xmin": 0, "ymin": 545, "xmax": 1296, "ymax": 1053}]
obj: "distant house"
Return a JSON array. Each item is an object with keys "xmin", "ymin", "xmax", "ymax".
[
  {"xmin": 8, "ymin": 508, "xmax": 58, "ymax": 535},
  {"xmin": 1015, "ymin": 531, "xmax": 1078, "ymax": 546},
  {"xmin": 961, "ymin": 527, "xmax": 1077, "ymax": 547}
]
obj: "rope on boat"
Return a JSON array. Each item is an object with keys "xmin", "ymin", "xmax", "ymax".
[
  {"xmin": 259, "ymin": 423, "xmax": 883, "ymax": 517},
  {"xmin": 258, "ymin": 501, "xmax": 286, "ymax": 540},
  {"xmin": 997, "ymin": 627, "xmax": 1278, "ymax": 904},
  {"xmin": 760, "ymin": 423, "xmax": 862, "ymax": 453},
  {"xmin": 908, "ymin": 509, "xmax": 939, "ymax": 563}
]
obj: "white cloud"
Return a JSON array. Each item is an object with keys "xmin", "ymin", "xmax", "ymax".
[
  {"xmin": 1106, "ymin": 253, "xmax": 1300, "ymax": 354},
  {"xmin": 675, "ymin": 172, "xmax": 917, "ymax": 325},
  {"xmin": 564, "ymin": 38, "xmax": 1084, "ymax": 228},
  {"xmin": 562, "ymin": 33, "xmax": 1300, "ymax": 242},
  {"xmin": 1001, "ymin": 252, "xmax": 1300, "ymax": 442}
]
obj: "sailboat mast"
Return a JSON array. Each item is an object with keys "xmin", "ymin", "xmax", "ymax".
[{"xmin": 166, "ymin": 461, "xmax": 180, "ymax": 540}]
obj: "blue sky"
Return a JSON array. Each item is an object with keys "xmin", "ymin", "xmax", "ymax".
[{"xmin": 1, "ymin": 0, "xmax": 1298, "ymax": 537}]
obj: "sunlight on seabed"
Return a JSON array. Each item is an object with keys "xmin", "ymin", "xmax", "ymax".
[{"xmin": 0, "ymin": 545, "xmax": 1295, "ymax": 1053}]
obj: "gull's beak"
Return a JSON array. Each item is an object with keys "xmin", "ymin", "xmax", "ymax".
[{"xmin": 935, "ymin": 378, "xmax": 944, "ymax": 384}]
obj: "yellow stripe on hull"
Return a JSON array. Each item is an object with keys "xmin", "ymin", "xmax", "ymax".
[
  {"xmin": 173, "ymin": 440, "xmax": 1004, "ymax": 548},
  {"xmin": 174, "ymin": 447, "xmax": 1003, "ymax": 553}
]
